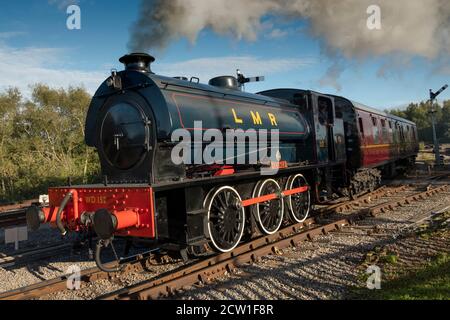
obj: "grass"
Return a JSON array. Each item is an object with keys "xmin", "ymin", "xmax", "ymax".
[
  {"xmin": 354, "ymin": 253, "xmax": 450, "ymax": 300},
  {"xmin": 380, "ymin": 254, "xmax": 398, "ymax": 265}
]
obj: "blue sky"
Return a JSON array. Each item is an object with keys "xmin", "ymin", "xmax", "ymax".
[{"xmin": 0, "ymin": 0, "xmax": 449, "ymax": 110}]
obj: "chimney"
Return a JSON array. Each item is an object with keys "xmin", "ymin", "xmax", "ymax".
[{"xmin": 119, "ymin": 53, "xmax": 155, "ymax": 73}]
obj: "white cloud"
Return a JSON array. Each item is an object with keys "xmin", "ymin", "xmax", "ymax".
[
  {"xmin": 48, "ymin": 0, "xmax": 79, "ymax": 10},
  {"xmin": 0, "ymin": 32, "xmax": 27, "ymax": 40},
  {"xmin": 0, "ymin": 44, "xmax": 107, "ymax": 97},
  {"xmin": 0, "ymin": 43, "xmax": 314, "ymax": 98},
  {"xmin": 265, "ymin": 29, "xmax": 289, "ymax": 39},
  {"xmin": 154, "ymin": 56, "xmax": 315, "ymax": 83}
]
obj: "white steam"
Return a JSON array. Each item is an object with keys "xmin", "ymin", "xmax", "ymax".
[{"xmin": 129, "ymin": 0, "xmax": 450, "ymax": 89}]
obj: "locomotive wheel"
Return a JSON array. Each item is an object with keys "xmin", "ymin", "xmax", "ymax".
[
  {"xmin": 252, "ymin": 179, "xmax": 284, "ymax": 235},
  {"xmin": 204, "ymin": 186, "xmax": 245, "ymax": 253},
  {"xmin": 285, "ymin": 174, "xmax": 311, "ymax": 223}
]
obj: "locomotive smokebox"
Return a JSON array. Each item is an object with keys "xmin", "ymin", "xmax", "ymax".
[{"xmin": 119, "ymin": 52, "xmax": 155, "ymax": 73}]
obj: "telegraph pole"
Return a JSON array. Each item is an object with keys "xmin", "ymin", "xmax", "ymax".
[{"xmin": 429, "ymin": 84, "xmax": 448, "ymax": 166}]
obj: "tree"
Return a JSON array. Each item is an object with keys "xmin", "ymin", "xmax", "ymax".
[
  {"xmin": 0, "ymin": 85, "xmax": 99, "ymax": 203},
  {"xmin": 390, "ymin": 100, "xmax": 450, "ymax": 143},
  {"xmin": 442, "ymin": 100, "xmax": 450, "ymax": 140},
  {"xmin": 0, "ymin": 88, "xmax": 21, "ymax": 199}
]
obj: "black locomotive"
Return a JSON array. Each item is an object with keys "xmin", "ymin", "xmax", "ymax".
[{"xmin": 28, "ymin": 53, "xmax": 418, "ymax": 269}]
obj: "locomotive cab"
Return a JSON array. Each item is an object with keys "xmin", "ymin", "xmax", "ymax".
[{"xmin": 258, "ymin": 89, "xmax": 346, "ymax": 165}]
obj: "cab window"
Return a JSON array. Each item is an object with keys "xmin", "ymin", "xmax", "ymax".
[{"xmin": 318, "ymin": 97, "xmax": 334, "ymax": 125}]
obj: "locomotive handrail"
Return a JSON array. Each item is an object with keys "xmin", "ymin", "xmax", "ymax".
[{"xmin": 95, "ymin": 82, "xmax": 154, "ymax": 98}]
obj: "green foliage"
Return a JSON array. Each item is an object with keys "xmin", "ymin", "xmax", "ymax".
[
  {"xmin": 0, "ymin": 85, "xmax": 100, "ymax": 203},
  {"xmin": 389, "ymin": 99, "xmax": 450, "ymax": 143},
  {"xmin": 357, "ymin": 254, "xmax": 450, "ymax": 300},
  {"xmin": 380, "ymin": 254, "xmax": 398, "ymax": 265},
  {"xmin": 419, "ymin": 142, "xmax": 425, "ymax": 151}
]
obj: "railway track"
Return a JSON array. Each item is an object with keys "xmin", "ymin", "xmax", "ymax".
[
  {"xmin": 0, "ymin": 200, "xmax": 38, "ymax": 229},
  {"xmin": 366, "ymin": 185, "xmax": 448, "ymax": 215},
  {"xmin": 0, "ymin": 243, "xmax": 73, "ymax": 268},
  {"xmin": 0, "ymin": 184, "xmax": 447, "ymax": 300},
  {"xmin": 429, "ymin": 171, "xmax": 450, "ymax": 181},
  {"xmin": 0, "ymin": 209, "xmax": 28, "ymax": 229},
  {"xmin": 0, "ymin": 216, "xmax": 350, "ymax": 300},
  {"xmin": 0, "ymin": 250, "xmax": 156, "ymax": 300},
  {"xmin": 324, "ymin": 185, "xmax": 409, "ymax": 214},
  {"xmin": 96, "ymin": 217, "xmax": 349, "ymax": 300},
  {"xmin": 0, "ymin": 200, "xmax": 37, "ymax": 214},
  {"xmin": 386, "ymin": 171, "xmax": 450, "ymax": 186}
]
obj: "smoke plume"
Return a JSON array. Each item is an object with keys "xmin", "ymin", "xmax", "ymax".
[{"xmin": 129, "ymin": 0, "xmax": 450, "ymax": 88}]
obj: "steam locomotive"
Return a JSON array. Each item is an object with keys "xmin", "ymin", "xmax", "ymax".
[{"xmin": 26, "ymin": 53, "xmax": 418, "ymax": 271}]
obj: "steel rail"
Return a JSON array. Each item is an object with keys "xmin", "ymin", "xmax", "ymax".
[
  {"xmin": 0, "ymin": 249, "xmax": 157, "ymax": 300},
  {"xmin": 324, "ymin": 185, "xmax": 409, "ymax": 214},
  {"xmin": 0, "ymin": 218, "xmax": 319, "ymax": 300},
  {"xmin": 97, "ymin": 217, "xmax": 348, "ymax": 300},
  {"xmin": 0, "ymin": 209, "xmax": 28, "ymax": 229},
  {"xmin": 368, "ymin": 185, "xmax": 448, "ymax": 215},
  {"xmin": 0, "ymin": 243, "xmax": 73, "ymax": 268},
  {"xmin": 0, "ymin": 200, "xmax": 38, "ymax": 213}
]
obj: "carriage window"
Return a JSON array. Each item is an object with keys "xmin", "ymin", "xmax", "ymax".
[
  {"xmin": 372, "ymin": 117, "xmax": 380, "ymax": 144},
  {"xmin": 358, "ymin": 118, "xmax": 365, "ymax": 137},
  {"xmin": 395, "ymin": 124, "xmax": 400, "ymax": 143},
  {"xmin": 381, "ymin": 119, "xmax": 388, "ymax": 142},
  {"xmin": 387, "ymin": 120, "xmax": 393, "ymax": 143}
]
